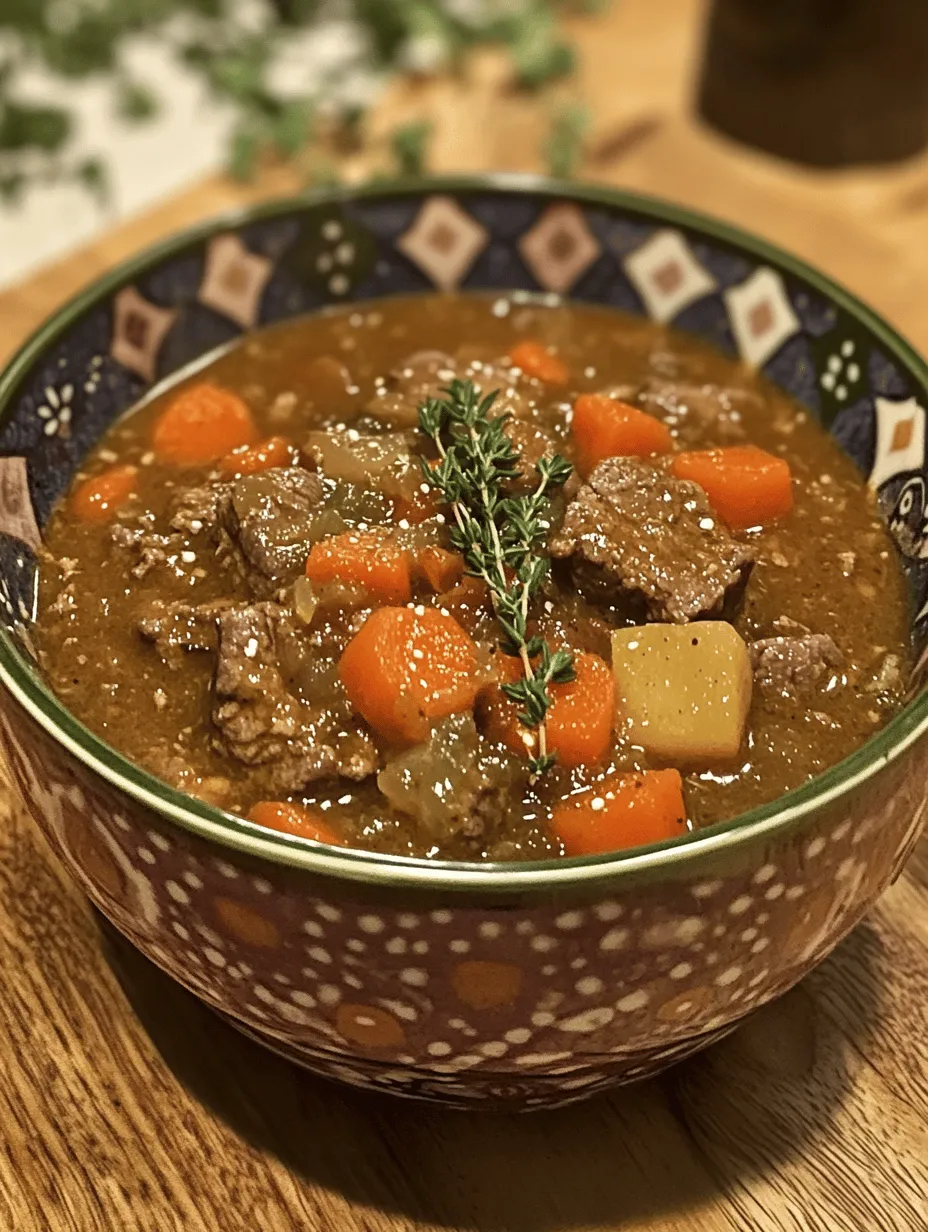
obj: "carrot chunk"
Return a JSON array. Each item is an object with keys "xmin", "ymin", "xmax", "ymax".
[
  {"xmin": 219, "ymin": 435, "xmax": 296, "ymax": 479},
  {"xmin": 417, "ymin": 546, "xmax": 465, "ymax": 593},
  {"xmin": 395, "ymin": 488, "xmax": 439, "ymax": 524},
  {"xmin": 671, "ymin": 445, "xmax": 793, "ymax": 530},
  {"xmin": 553, "ymin": 770, "xmax": 687, "ymax": 856},
  {"xmin": 306, "ymin": 532, "xmax": 412, "ymax": 605},
  {"xmin": 152, "ymin": 382, "xmax": 257, "ymax": 467},
  {"xmin": 247, "ymin": 800, "xmax": 343, "ymax": 845},
  {"xmin": 339, "ymin": 606, "xmax": 480, "ymax": 743},
  {"xmin": 70, "ymin": 464, "xmax": 138, "ymax": 524},
  {"xmin": 571, "ymin": 393, "xmax": 672, "ymax": 476},
  {"xmin": 509, "ymin": 339, "xmax": 570, "ymax": 386},
  {"xmin": 480, "ymin": 650, "xmax": 615, "ymax": 768}
]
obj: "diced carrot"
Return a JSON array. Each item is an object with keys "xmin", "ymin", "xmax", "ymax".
[
  {"xmin": 394, "ymin": 488, "xmax": 439, "ymax": 525},
  {"xmin": 571, "ymin": 393, "xmax": 672, "ymax": 476},
  {"xmin": 671, "ymin": 445, "xmax": 793, "ymax": 530},
  {"xmin": 219, "ymin": 435, "xmax": 296, "ymax": 479},
  {"xmin": 553, "ymin": 770, "xmax": 687, "ymax": 856},
  {"xmin": 70, "ymin": 464, "xmax": 138, "ymax": 524},
  {"xmin": 247, "ymin": 800, "xmax": 343, "ymax": 845},
  {"xmin": 417, "ymin": 546, "xmax": 465, "ymax": 593},
  {"xmin": 339, "ymin": 606, "xmax": 480, "ymax": 743},
  {"xmin": 509, "ymin": 339, "xmax": 570, "ymax": 386},
  {"xmin": 480, "ymin": 650, "xmax": 616, "ymax": 769},
  {"xmin": 394, "ymin": 460, "xmax": 441, "ymax": 524},
  {"xmin": 152, "ymin": 382, "xmax": 257, "ymax": 467},
  {"xmin": 306, "ymin": 532, "xmax": 412, "ymax": 605}
]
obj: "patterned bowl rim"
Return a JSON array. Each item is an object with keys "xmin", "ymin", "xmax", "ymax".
[{"xmin": 1, "ymin": 172, "xmax": 927, "ymax": 894}]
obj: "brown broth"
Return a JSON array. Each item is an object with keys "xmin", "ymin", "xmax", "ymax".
[{"xmin": 34, "ymin": 294, "xmax": 910, "ymax": 860}]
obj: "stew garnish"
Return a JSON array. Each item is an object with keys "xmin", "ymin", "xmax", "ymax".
[{"xmin": 418, "ymin": 377, "xmax": 575, "ymax": 775}]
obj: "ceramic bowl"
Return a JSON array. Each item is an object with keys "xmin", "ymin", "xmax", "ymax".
[{"xmin": 1, "ymin": 177, "xmax": 927, "ymax": 1113}]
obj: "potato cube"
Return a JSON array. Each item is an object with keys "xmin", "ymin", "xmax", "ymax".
[{"xmin": 611, "ymin": 622, "xmax": 752, "ymax": 762}]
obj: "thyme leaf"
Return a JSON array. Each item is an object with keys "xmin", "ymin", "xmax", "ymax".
[{"xmin": 418, "ymin": 377, "xmax": 574, "ymax": 775}]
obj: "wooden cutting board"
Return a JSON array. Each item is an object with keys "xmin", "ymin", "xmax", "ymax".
[{"xmin": 2, "ymin": 2, "xmax": 928, "ymax": 1229}]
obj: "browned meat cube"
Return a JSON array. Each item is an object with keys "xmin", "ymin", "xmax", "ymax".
[
  {"xmin": 750, "ymin": 634, "xmax": 843, "ymax": 696},
  {"xmin": 548, "ymin": 456, "xmax": 755, "ymax": 623}
]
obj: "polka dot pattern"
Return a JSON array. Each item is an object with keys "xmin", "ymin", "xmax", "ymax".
[{"xmin": 2, "ymin": 681, "xmax": 927, "ymax": 1111}]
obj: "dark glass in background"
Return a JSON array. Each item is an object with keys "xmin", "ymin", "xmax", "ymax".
[{"xmin": 698, "ymin": 0, "xmax": 928, "ymax": 166}]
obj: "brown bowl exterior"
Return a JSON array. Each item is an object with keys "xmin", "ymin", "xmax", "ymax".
[{"xmin": 3, "ymin": 690, "xmax": 925, "ymax": 1112}]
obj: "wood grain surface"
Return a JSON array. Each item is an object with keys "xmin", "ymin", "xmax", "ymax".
[{"xmin": 2, "ymin": 2, "xmax": 928, "ymax": 1229}]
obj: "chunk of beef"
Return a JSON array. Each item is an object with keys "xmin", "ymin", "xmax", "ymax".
[
  {"xmin": 504, "ymin": 420, "xmax": 559, "ymax": 494},
  {"xmin": 377, "ymin": 713, "xmax": 521, "ymax": 843},
  {"xmin": 217, "ymin": 467, "xmax": 325, "ymax": 596},
  {"xmin": 168, "ymin": 482, "xmax": 230, "ymax": 535},
  {"xmin": 111, "ymin": 521, "xmax": 185, "ymax": 580},
  {"xmin": 549, "ymin": 456, "xmax": 755, "ymax": 623},
  {"xmin": 137, "ymin": 598, "xmax": 234, "ymax": 665},
  {"xmin": 366, "ymin": 349, "xmax": 535, "ymax": 428},
  {"xmin": 750, "ymin": 634, "xmax": 843, "ymax": 696},
  {"xmin": 366, "ymin": 350, "xmax": 458, "ymax": 427},
  {"xmin": 458, "ymin": 355, "xmax": 536, "ymax": 421},
  {"xmin": 637, "ymin": 379, "xmax": 759, "ymax": 446},
  {"xmin": 212, "ymin": 601, "xmax": 378, "ymax": 790}
]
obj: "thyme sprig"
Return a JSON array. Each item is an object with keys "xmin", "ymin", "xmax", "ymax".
[{"xmin": 418, "ymin": 378, "xmax": 574, "ymax": 775}]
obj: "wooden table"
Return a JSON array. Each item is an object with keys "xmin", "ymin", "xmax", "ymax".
[{"xmin": 3, "ymin": 2, "xmax": 928, "ymax": 1229}]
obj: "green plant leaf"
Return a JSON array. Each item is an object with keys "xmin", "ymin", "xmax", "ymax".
[
  {"xmin": 229, "ymin": 124, "xmax": 260, "ymax": 181},
  {"xmin": 391, "ymin": 118, "xmax": 432, "ymax": 177},
  {"xmin": 353, "ymin": 0, "xmax": 409, "ymax": 62},
  {"xmin": 545, "ymin": 99, "xmax": 590, "ymax": 178},
  {"xmin": 0, "ymin": 173, "xmax": 26, "ymax": 206},
  {"xmin": 41, "ymin": 18, "xmax": 120, "ymax": 77},
  {"xmin": 73, "ymin": 157, "xmax": 110, "ymax": 207},
  {"xmin": 505, "ymin": 4, "xmax": 575, "ymax": 89},
  {"xmin": 0, "ymin": 102, "xmax": 71, "ymax": 153},
  {"xmin": 210, "ymin": 53, "xmax": 265, "ymax": 102},
  {"xmin": 116, "ymin": 79, "xmax": 160, "ymax": 123},
  {"xmin": 270, "ymin": 98, "xmax": 314, "ymax": 157}
]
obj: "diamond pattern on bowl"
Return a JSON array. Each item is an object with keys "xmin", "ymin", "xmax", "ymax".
[
  {"xmin": 110, "ymin": 287, "xmax": 177, "ymax": 383},
  {"xmin": 396, "ymin": 196, "xmax": 488, "ymax": 291},
  {"xmin": 622, "ymin": 228, "xmax": 717, "ymax": 324},
  {"xmin": 198, "ymin": 234, "xmax": 273, "ymax": 329},
  {"xmin": 519, "ymin": 202, "xmax": 600, "ymax": 294},
  {"xmin": 724, "ymin": 267, "xmax": 800, "ymax": 368},
  {"xmin": 870, "ymin": 396, "xmax": 927, "ymax": 491}
]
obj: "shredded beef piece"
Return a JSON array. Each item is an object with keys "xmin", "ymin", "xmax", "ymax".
[
  {"xmin": 168, "ymin": 483, "xmax": 230, "ymax": 535},
  {"xmin": 137, "ymin": 598, "xmax": 234, "ymax": 665},
  {"xmin": 212, "ymin": 601, "xmax": 378, "ymax": 790},
  {"xmin": 750, "ymin": 634, "xmax": 843, "ymax": 696},
  {"xmin": 637, "ymin": 379, "xmax": 760, "ymax": 446},
  {"xmin": 549, "ymin": 456, "xmax": 755, "ymax": 623},
  {"xmin": 217, "ymin": 467, "xmax": 325, "ymax": 596},
  {"xmin": 110, "ymin": 521, "xmax": 186, "ymax": 580},
  {"xmin": 48, "ymin": 583, "xmax": 76, "ymax": 616}
]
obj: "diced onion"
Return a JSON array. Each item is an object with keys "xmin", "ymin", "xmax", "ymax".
[{"xmin": 293, "ymin": 576, "xmax": 319, "ymax": 626}]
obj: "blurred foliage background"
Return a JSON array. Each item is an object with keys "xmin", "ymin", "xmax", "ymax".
[{"xmin": 0, "ymin": 0, "xmax": 606, "ymax": 206}]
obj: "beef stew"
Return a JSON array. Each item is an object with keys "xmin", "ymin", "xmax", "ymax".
[{"xmin": 34, "ymin": 294, "xmax": 910, "ymax": 861}]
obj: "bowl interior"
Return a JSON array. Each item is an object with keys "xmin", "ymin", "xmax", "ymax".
[{"xmin": 1, "ymin": 176, "xmax": 927, "ymax": 882}]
